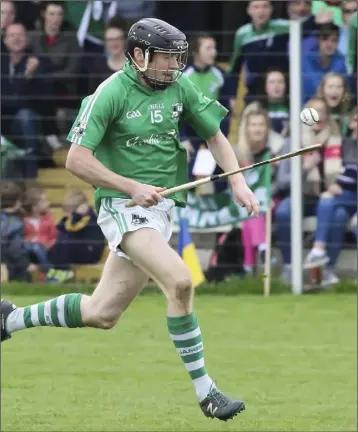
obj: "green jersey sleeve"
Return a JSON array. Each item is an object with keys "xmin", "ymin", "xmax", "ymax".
[
  {"xmin": 180, "ymin": 74, "xmax": 228, "ymax": 140},
  {"xmin": 67, "ymin": 84, "xmax": 117, "ymax": 151}
]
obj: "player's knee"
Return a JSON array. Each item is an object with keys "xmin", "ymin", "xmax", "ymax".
[{"xmin": 171, "ymin": 273, "xmax": 193, "ymax": 304}]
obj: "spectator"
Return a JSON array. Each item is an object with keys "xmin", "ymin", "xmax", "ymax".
[
  {"xmin": 287, "ymin": 0, "xmax": 312, "ymax": 20},
  {"xmin": 1, "ymin": 23, "xmax": 54, "ymax": 178},
  {"xmin": 229, "ymin": 0, "xmax": 290, "ymax": 102},
  {"xmin": 31, "ymin": 1, "xmax": 82, "ymax": 100},
  {"xmin": 274, "ymin": 97, "xmax": 342, "ymax": 283},
  {"xmin": 23, "ymin": 186, "xmax": 58, "ymax": 277},
  {"xmin": 302, "ymin": 23, "xmax": 347, "ymax": 103},
  {"xmin": 235, "ymin": 109, "xmax": 275, "ymax": 273},
  {"xmin": 89, "ymin": 16, "xmax": 127, "ymax": 93},
  {"xmin": 236, "ymin": 101, "xmax": 284, "ymax": 163},
  {"xmin": 303, "ymin": 107, "xmax": 357, "ymax": 285},
  {"xmin": 316, "ymin": 72, "xmax": 351, "ymax": 136},
  {"xmin": 245, "ymin": 68, "xmax": 289, "ymax": 135},
  {"xmin": 1, "ymin": 0, "xmax": 16, "ymax": 51},
  {"xmin": 338, "ymin": 0, "xmax": 357, "ymax": 57},
  {"xmin": 0, "ymin": 181, "xmax": 33, "ymax": 281},
  {"xmin": 180, "ymin": 33, "xmax": 236, "ymax": 185},
  {"xmin": 46, "ymin": 189, "xmax": 105, "ymax": 283}
]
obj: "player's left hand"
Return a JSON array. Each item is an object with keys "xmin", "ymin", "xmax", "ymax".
[{"xmin": 231, "ymin": 176, "xmax": 260, "ymax": 217}]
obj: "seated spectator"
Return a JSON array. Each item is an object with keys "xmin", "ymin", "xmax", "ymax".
[
  {"xmin": 236, "ymin": 104, "xmax": 284, "ymax": 163},
  {"xmin": 246, "ymin": 68, "xmax": 289, "ymax": 135},
  {"xmin": 316, "ymin": 72, "xmax": 351, "ymax": 136},
  {"xmin": 1, "ymin": 0, "xmax": 15, "ymax": 52},
  {"xmin": 1, "ymin": 23, "xmax": 54, "ymax": 178},
  {"xmin": 0, "ymin": 181, "xmax": 34, "ymax": 281},
  {"xmin": 303, "ymin": 107, "xmax": 357, "ymax": 285},
  {"xmin": 46, "ymin": 189, "xmax": 105, "ymax": 283},
  {"xmin": 274, "ymin": 97, "xmax": 342, "ymax": 283},
  {"xmin": 31, "ymin": 0, "xmax": 82, "ymax": 115},
  {"xmin": 1, "ymin": 135, "xmax": 28, "ymax": 180},
  {"xmin": 89, "ymin": 16, "xmax": 127, "ymax": 93},
  {"xmin": 302, "ymin": 23, "xmax": 347, "ymax": 103},
  {"xmin": 23, "ymin": 186, "xmax": 58, "ymax": 277},
  {"xmin": 180, "ymin": 32, "xmax": 236, "ymax": 185},
  {"xmin": 229, "ymin": 0, "xmax": 290, "ymax": 103},
  {"xmin": 236, "ymin": 109, "xmax": 276, "ymax": 273}
]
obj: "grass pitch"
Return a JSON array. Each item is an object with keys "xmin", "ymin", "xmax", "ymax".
[{"xmin": 2, "ymin": 293, "xmax": 356, "ymax": 431}]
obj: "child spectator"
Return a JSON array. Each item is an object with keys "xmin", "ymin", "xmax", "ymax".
[
  {"xmin": 0, "ymin": 181, "xmax": 34, "ymax": 281},
  {"xmin": 274, "ymin": 97, "xmax": 342, "ymax": 283},
  {"xmin": 316, "ymin": 72, "xmax": 351, "ymax": 136},
  {"xmin": 303, "ymin": 107, "xmax": 357, "ymax": 285},
  {"xmin": 46, "ymin": 189, "xmax": 105, "ymax": 283},
  {"xmin": 236, "ymin": 109, "xmax": 279, "ymax": 273},
  {"xmin": 23, "ymin": 186, "xmax": 57, "ymax": 276}
]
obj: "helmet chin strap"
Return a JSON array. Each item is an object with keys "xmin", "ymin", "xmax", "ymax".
[{"xmin": 127, "ymin": 49, "xmax": 150, "ymax": 72}]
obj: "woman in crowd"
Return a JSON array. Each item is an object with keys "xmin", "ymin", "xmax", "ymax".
[
  {"xmin": 243, "ymin": 69, "xmax": 289, "ymax": 136},
  {"xmin": 316, "ymin": 72, "xmax": 351, "ymax": 137}
]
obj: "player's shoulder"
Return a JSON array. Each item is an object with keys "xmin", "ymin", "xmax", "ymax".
[{"xmin": 90, "ymin": 70, "xmax": 128, "ymax": 100}]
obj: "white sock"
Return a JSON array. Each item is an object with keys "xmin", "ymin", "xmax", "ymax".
[
  {"xmin": 6, "ymin": 308, "xmax": 26, "ymax": 334},
  {"xmin": 193, "ymin": 375, "xmax": 216, "ymax": 402}
]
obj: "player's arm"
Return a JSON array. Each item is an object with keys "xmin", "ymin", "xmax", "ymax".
[
  {"xmin": 66, "ymin": 145, "xmax": 137, "ymax": 194},
  {"xmin": 66, "ymin": 91, "xmax": 164, "ymax": 207}
]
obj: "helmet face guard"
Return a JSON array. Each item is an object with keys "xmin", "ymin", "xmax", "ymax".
[{"xmin": 128, "ymin": 42, "xmax": 188, "ymax": 90}]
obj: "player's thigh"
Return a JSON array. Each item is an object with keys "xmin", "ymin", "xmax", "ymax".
[
  {"xmin": 120, "ymin": 228, "xmax": 192, "ymax": 296},
  {"xmin": 88, "ymin": 251, "xmax": 148, "ymax": 315}
]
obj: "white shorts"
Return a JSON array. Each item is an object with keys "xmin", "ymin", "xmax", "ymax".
[{"xmin": 97, "ymin": 197, "xmax": 175, "ymax": 260}]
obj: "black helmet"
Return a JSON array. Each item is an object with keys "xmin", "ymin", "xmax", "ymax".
[{"xmin": 126, "ymin": 18, "xmax": 188, "ymax": 90}]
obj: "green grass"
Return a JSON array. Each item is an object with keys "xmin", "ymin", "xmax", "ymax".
[{"xmin": 2, "ymin": 293, "xmax": 356, "ymax": 431}]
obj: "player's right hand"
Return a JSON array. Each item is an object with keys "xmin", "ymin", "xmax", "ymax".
[{"xmin": 130, "ymin": 183, "xmax": 167, "ymax": 208}]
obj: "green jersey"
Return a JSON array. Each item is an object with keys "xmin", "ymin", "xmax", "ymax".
[
  {"xmin": 67, "ymin": 62, "xmax": 228, "ymax": 213},
  {"xmin": 348, "ymin": 12, "xmax": 357, "ymax": 75}
]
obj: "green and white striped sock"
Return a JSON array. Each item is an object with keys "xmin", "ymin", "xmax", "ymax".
[
  {"xmin": 6, "ymin": 294, "xmax": 84, "ymax": 334},
  {"xmin": 167, "ymin": 313, "xmax": 214, "ymax": 401}
]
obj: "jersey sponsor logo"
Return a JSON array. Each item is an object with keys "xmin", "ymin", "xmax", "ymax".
[
  {"xmin": 126, "ymin": 110, "xmax": 142, "ymax": 119},
  {"xmin": 171, "ymin": 103, "xmax": 183, "ymax": 120},
  {"xmin": 131, "ymin": 214, "xmax": 149, "ymax": 225},
  {"xmin": 125, "ymin": 130, "xmax": 177, "ymax": 147},
  {"xmin": 72, "ymin": 121, "xmax": 87, "ymax": 139}
]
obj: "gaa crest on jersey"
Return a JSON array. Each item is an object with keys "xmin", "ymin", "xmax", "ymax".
[
  {"xmin": 72, "ymin": 120, "xmax": 87, "ymax": 139},
  {"xmin": 171, "ymin": 103, "xmax": 183, "ymax": 120}
]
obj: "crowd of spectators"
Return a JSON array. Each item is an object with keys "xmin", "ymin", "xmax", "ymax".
[{"xmin": 1, "ymin": 0, "xmax": 357, "ymax": 286}]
